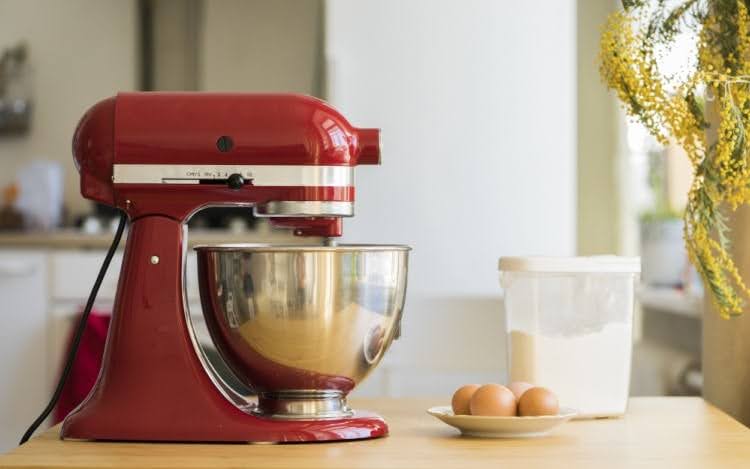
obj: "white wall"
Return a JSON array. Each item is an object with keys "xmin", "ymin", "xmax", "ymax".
[
  {"xmin": 326, "ymin": 0, "xmax": 577, "ymax": 395},
  {"xmin": 0, "ymin": 0, "xmax": 138, "ymax": 217}
]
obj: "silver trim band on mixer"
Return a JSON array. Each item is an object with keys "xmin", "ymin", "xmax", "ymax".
[
  {"xmin": 253, "ymin": 201, "xmax": 354, "ymax": 217},
  {"xmin": 112, "ymin": 164, "xmax": 354, "ymax": 186}
]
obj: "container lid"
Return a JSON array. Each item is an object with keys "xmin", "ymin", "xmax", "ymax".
[{"xmin": 498, "ymin": 256, "xmax": 640, "ymax": 273}]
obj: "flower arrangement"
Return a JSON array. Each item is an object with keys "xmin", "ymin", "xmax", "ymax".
[{"xmin": 600, "ymin": 0, "xmax": 750, "ymax": 317}]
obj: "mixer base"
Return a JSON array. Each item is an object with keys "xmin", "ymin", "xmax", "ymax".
[{"xmin": 63, "ymin": 408, "xmax": 388, "ymax": 443}]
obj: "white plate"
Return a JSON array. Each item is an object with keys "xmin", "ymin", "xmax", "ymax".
[{"xmin": 427, "ymin": 406, "xmax": 577, "ymax": 438}]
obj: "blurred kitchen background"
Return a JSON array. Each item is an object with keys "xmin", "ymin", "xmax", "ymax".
[{"xmin": 0, "ymin": 0, "xmax": 701, "ymax": 451}]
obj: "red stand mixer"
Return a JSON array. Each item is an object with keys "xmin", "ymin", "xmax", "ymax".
[{"xmin": 62, "ymin": 92, "xmax": 410, "ymax": 443}]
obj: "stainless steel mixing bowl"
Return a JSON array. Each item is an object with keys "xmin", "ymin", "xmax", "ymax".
[{"xmin": 195, "ymin": 244, "xmax": 410, "ymax": 419}]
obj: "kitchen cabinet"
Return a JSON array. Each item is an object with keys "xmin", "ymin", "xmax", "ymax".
[
  {"xmin": 0, "ymin": 248, "xmax": 125, "ymax": 454},
  {"xmin": 0, "ymin": 251, "xmax": 48, "ymax": 454}
]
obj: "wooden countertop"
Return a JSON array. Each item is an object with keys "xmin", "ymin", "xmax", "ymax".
[{"xmin": 0, "ymin": 397, "xmax": 748, "ymax": 469}]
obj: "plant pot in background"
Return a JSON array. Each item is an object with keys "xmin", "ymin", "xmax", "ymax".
[{"xmin": 640, "ymin": 218, "xmax": 687, "ymax": 288}]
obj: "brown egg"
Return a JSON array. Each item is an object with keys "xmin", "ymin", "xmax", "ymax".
[
  {"xmin": 518, "ymin": 387, "xmax": 559, "ymax": 416},
  {"xmin": 469, "ymin": 384, "xmax": 517, "ymax": 416},
  {"xmin": 451, "ymin": 384, "xmax": 480, "ymax": 415},
  {"xmin": 507, "ymin": 381, "xmax": 534, "ymax": 401}
]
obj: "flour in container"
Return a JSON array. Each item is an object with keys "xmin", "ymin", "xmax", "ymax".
[{"xmin": 508, "ymin": 322, "xmax": 632, "ymax": 418}]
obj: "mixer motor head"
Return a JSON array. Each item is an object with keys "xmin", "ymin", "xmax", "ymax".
[{"xmin": 72, "ymin": 92, "xmax": 381, "ymax": 237}]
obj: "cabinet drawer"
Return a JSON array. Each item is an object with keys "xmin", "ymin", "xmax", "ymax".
[
  {"xmin": 51, "ymin": 251, "xmax": 200, "ymax": 302},
  {"xmin": 51, "ymin": 251, "xmax": 123, "ymax": 301}
]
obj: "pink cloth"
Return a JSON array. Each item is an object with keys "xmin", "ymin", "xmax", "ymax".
[{"xmin": 53, "ymin": 311, "xmax": 110, "ymax": 424}]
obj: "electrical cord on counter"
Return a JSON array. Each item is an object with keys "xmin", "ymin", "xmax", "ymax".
[{"xmin": 19, "ymin": 211, "xmax": 128, "ymax": 445}]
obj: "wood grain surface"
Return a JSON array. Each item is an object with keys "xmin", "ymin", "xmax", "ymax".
[{"xmin": 1, "ymin": 397, "xmax": 749, "ymax": 469}]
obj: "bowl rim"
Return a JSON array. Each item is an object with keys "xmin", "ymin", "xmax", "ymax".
[{"xmin": 193, "ymin": 243, "xmax": 412, "ymax": 252}]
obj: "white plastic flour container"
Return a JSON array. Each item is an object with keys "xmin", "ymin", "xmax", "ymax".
[{"xmin": 499, "ymin": 256, "xmax": 640, "ymax": 419}]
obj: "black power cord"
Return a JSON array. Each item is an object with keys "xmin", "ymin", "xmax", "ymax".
[{"xmin": 19, "ymin": 211, "xmax": 128, "ymax": 445}]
